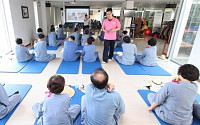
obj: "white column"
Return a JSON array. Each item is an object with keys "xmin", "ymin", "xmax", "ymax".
[
  {"xmin": 46, "ymin": 7, "xmax": 51, "ymax": 34},
  {"xmin": 33, "ymin": 1, "xmax": 39, "ymax": 32},
  {"xmin": 40, "ymin": 1, "xmax": 47, "ymax": 35},
  {"xmin": 121, "ymin": 1, "xmax": 134, "ymax": 33},
  {"xmin": 62, "ymin": 5, "xmax": 65, "ymax": 24}
]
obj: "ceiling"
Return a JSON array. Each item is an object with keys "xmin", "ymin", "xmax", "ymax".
[{"xmin": 44, "ymin": 0, "xmax": 180, "ymax": 9}]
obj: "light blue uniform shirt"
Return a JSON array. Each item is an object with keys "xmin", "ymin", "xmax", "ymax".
[
  {"xmin": 57, "ymin": 28, "xmax": 65, "ymax": 39},
  {"xmin": 71, "ymin": 32, "xmax": 80, "ymax": 45},
  {"xmin": 150, "ymin": 81, "xmax": 198, "ymax": 125},
  {"xmin": 34, "ymin": 41, "xmax": 56, "ymax": 62},
  {"xmin": 15, "ymin": 45, "xmax": 33, "ymax": 62},
  {"xmin": 33, "ymin": 94, "xmax": 80, "ymax": 125},
  {"xmin": 0, "ymin": 84, "xmax": 21, "ymax": 119},
  {"xmin": 137, "ymin": 46, "xmax": 157, "ymax": 66},
  {"xmin": 63, "ymin": 41, "xmax": 81, "ymax": 61},
  {"xmin": 82, "ymin": 44, "xmax": 97, "ymax": 62},
  {"xmin": 81, "ymin": 83, "xmax": 125, "ymax": 125},
  {"xmin": 48, "ymin": 32, "xmax": 62, "ymax": 46},
  {"xmin": 116, "ymin": 43, "xmax": 137, "ymax": 65},
  {"xmin": 81, "ymin": 34, "xmax": 89, "ymax": 46}
]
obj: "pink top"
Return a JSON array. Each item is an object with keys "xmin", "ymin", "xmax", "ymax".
[{"xmin": 102, "ymin": 17, "xmax": 121, "ymax": 40}]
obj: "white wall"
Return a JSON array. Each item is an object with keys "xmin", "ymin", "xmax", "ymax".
[
  {"xmin": 55, "ymin": 7, "xmax": 62, "ymax": 27},
  {"xmin": 9, "ymin": 0, "xmax": 35, "ymax": 47}
]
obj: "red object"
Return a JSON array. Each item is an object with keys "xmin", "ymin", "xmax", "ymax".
[
  {"xmin": 45, "ymin": 91, "xmax": 52, "ymax": 97},
  {"xmin": 144, "ymin": 29, "xmax": 151, "ymax": 36},
  {"xmin": 153, "ymin": 34, "xmax": 158, "ymax": 38},
  {"xmin": 172, "ymin": 79, "xmax": 180, "ymax": 84}
]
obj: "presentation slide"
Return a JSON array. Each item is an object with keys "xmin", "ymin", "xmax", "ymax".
[{"xmin": 66, "ymin": 9, "xmax": 89, "ymax": 22}]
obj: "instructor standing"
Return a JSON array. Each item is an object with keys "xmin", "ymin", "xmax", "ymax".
[
  {"xmin": 84, "ymin": 14, "xmax": 90, "ymax": 30},
  {"xmin": 102, "ymin": 8, "xmax": 121, "ymax": 63}
]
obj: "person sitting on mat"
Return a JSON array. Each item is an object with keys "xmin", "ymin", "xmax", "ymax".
[
  {"xmin": 115, "ymin": 30, "xmax": 129, "ymax": 48},
  {"xmin": 148, "ymin": 64, "xmax": 199, "ymax": 125},
  {"xmin": 15, "ymin": 38, "xmax": 33, "ymax": 62},
  {"xmin": 36, "ymin": 28, "xmax": 43, "ymax": 40},
  {"xmin": 115, "ymin": 36, "xmax": 137, "ymax": 65},
  {"xmin": 57, "ymin": 24, "xmax": 66, "ymax": 39},
  {"xmin": 82, "ymin": 37, "xmax": 98, "ymax": 63},
  {"xmin": 48, "ymin": 28, "xmax": 63, "ymax": 46},
  {"xmin": 81, "ymin": 68, "xmax": 125, "ymax": 125},
  {"xmin": 136, "ymin": 38, "xmax": 157, "ymax": 66},
  {"xmin": 63, "ymin": 36, "xmax": 81, "ymax": 62},
  {"xmin": 81, "ymin": 29, "xmax": 89, "ymax": 46},
  {"xmin": 0, "ymin": 83, "xmax": 21, "ymax": 119},
  {"xmin": 71, "ymin": 28, "xmax": 80, "ymax": 45},
  {"xmin": 32, "ymin": 75, "xmax": 80, "ymax": 125},
  {"xmin": 34, "ymin": 34, "xmax": 56, "ymax": 62}
]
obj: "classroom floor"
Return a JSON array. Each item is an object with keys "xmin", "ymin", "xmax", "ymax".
[{"xmin": 1, "ymin": 34, "xmax": 199, "ymax": 125}]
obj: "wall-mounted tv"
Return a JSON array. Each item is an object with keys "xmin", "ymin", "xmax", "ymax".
[{"xmin": 124, "ymin": 10, "xmax": 135, "ymax": 17}]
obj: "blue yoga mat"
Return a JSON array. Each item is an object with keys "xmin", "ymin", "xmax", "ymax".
[
  {"xmin": 82, "ymin": 56, "xmax": 102, "ymax": 74},
  {"xmin": 114, "ymin": 56, "xmax": 148, "ymax": 75},
  {"xmin": 138, "ymin": 64, "xmax": 171, "ymax": 76},
  {"xmin": 30, "ymin": 45, "xmax": 59, "ymax": 50},
  {"xmin": 137, "ymin": 89, "xmax": 200, "ymax": 125},
  {"xmin": 114, "ymin": 47, "xmax": 123, "ymax": 52},
  {"xmin": 20, "ymin": 60, "xmax": 49, "ymax": 73},
  {"xmin": 56, "ymin": 59, "xmax": 80, "ymax": 74},
  {"xmin": 34, "ymin": 86, "xmax": 85, "ymax": 125},
  {"xmin": 0, "ymin": 84, "xmax": 32, "ymax": 125},
  {"xmin": 77, "ymin": 45, "xmax": 83, "ymax": 50},
  {"xmin": 0, "ymin": 59, "xmax": 31, "ymax": 73}
]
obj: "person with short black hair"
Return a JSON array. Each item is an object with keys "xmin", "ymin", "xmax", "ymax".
[
  {"xmin": 81, "ymin": 29, "xmax": 89, "ymax": 46},
  {"xmin": 48, "ymin": 28, "xmax": 63, "ymax": 46},
  {"xmin": 50, "ymin": 25, "xmax": 55, "ymax": 29},
  {"xmin": 115, "ymin": 36, "xmax": 137, "ymax": 65},
  {"xmin": 57, "ymin": 24, "xmax": 66, "ymax": 39},
  {"xmin": 102, "ymin": 8, "xmax": 121, "ymax": 64},
  {"xmin": 136, "ymin": 37, "xmax": 157, "ymax": 66},
  {"xmin": 34, "ymin": 34, "xmax": 56, "ymax": 62},
  {"xmin": 115, "ymin": 30, "xmax": 129, "ymax": 48},
  {"xmin": 15, "ymin": 38, "xmax": 33, "ymax": 62},
  {"xmin": 148, "ymin": 64, "xmax": 199, "ymax": 125},
  {"xmin": 32, "ymin": 75, "xmax": 80, "ymax": 125},
  {"xmin": 36, "ymin": 28, "xmax": 45, "ymax": 40},
  {"xmin": 81, "ymin": 68, "xmax": 125, "ymax": 125},
  {"xmin": 82, "ymin": 37, "xmax": 98, "ymax": 62},
  {"xmin": 71, "ymin": 28, "xmax": 81, "ymax": 45},
  {"xmin": 63, "ymin": 36, "xmax": 81, "ymax": 61}
]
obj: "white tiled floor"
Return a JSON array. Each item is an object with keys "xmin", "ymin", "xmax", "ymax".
[{"xmin": 0, "ymin": 35, "xmax": 199, "ymax": 125}]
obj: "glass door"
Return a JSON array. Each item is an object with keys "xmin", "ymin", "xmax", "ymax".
[{"xmin": 171, "ymin": 0, "xmax": 200, "ymax": 64}]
